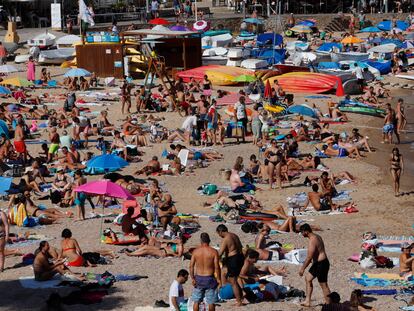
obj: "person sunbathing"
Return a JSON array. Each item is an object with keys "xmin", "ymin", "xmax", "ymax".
[
  {"xmin": 239, "ymin": 249, "xmax": 287, "ymax": 286},
  {"xmin": 399, "ymin": 242, "xmax": 414, "ymax": 277},
  {"xmin": 321, "ymin": 142, "xmax": 362, "ymax": 159},
  {"xmin": 134, "ymin": 156, "xmax": 161, "ymax": 176},
  {"xmin": 304, "ymin": 171, "xmax": 356, "ymax": 187},
  {"xmin": 23, "ymin": 191, "xmax": 72, "ymax": 220},
  {"xmin": 122, "ymin": 115, "xmax": 140, "ymax": 136},
  {"xmin": 125, "ymin": 236, "xmax": 186, "ymax": 258},
  {"xmin": 287, "ymin": 155, "xmax": 323, "ymax": 171},
  {"xmin": 158, "ymin": 193, "xmax": 177, "ymax": 231},
  {"xmin": 255, "ymin": 224, "xmax": 286, "ymax": 261},
  {"xmin": 33, "ymin": 241, "xmax": 83, "ymax": 281},
  {"xmin": 59, "ymin": 229, "xmax": 117, "ymax": 267},
  {"xmin": 302, "ymin": 184, "xmax": 357, "ymax": 212}
]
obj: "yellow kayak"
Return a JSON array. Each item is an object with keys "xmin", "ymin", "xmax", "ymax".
[
  {"xmin": 264, "ymin": 104, "xmax": 284, "ymax": 113},
  {"xmin": 205, "ymin": 70, "xmax": 239, "ymax": 86}
]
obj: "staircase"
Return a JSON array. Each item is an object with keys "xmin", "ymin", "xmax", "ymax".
[{"xmin": 325, "ymin": 16, "xmax": 350, "ymax": 32}]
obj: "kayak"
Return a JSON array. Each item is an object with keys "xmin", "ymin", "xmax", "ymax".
[
  {"xmin": 338, "ymin": 106, "xmax": 385, "ymax": 117},
  {"xmin": 177, "ymin": 65, "xmax": 253, "ymax": 84},
  {"xmin": 202, "ymin": 29, "xmax": 231, "ymax": 37},
  {"xmin": 266, "ymin": 72, "xmax": 345, "ymax": 96},
  {"xmin": 239, "ymin": 211, "xmax": 279, "ymax": 221}
]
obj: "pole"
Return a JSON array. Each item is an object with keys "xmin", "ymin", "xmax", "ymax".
[
  {"xmin": 195, "ymin": 0, "xmax": 198, "ymax": 21},
  {"xmin": 267, "ymin": 0, "xmax": 270, "ymax": 17}
]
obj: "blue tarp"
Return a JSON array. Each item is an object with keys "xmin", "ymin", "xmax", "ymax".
[
  {"xmin": 365, "ymin": 60, "xmax": 392, "ymax": 74},
  {"xmin": 0, "ymin": 177, "xmax": 12, "ymax": 195},
  {"xmin": 258, "ymin": 48, "xmax": 285, "ymax": 64},
  {"xmin": 381, "ymin": 38, "xmax": 403, "ymax": 48},
  {"xmin": 376, "ymin": 20, "xmax": 409, "ymax": 31},
  {"xmin": 297, "ymin": 20, "xmax": 316, "ymax": 27},
  {"xmin": 318, "ymin": 62, "xmax": 340, "ymax": 69},
  {"xmin": 316, "ymin": 42, "xmax": 342, "ymax": 52},
  {"xmin": 257, "ymin": 33, "xmax": 283, "ymax": 46}
]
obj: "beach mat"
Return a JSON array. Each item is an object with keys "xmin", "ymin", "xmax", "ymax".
[
  {"xmin": 351, "ymin": 277, "xmax": 414, "ymax": 287},
  {"xmin": 0, "ymin": 177, "xmax": 12, "ymax": 195},
  {"xmin": 19, "ymin": 276, "xmax": 62, "ymax": 289}
]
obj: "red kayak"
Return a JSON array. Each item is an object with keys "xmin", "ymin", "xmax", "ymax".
[
  {"xmin": 176, "ymin": 65, "xmax": 253, "ymax": 83},
  {"xmin": 267, "ymin": 72, "xmax": 345, "ymax": 96},
  {"xmin": 273, "ymin": 64, "xmax": 310, "ymax": 74}
]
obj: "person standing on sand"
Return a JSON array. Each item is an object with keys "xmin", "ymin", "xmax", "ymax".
[
  {"xmin": 382, "ymin": 106, "xmax": 395, "ymax": 144},
  {"xmin": 0, "ymin": 209, "xmax": 9, "ymax": 272},
  {"xmin": 14, "ymin": 117, "xmax": 28, "ymax": 164},
  {"xmin": 299, "ymin": 223, "xmax": 331, "ymax": 307},
  {"xmin": 27, "ymin": 56, "xmax": 36, "ymax": 81},
  {"xmin": 390, "ymin": 147, "xmax": 404, "ymax": 197},
  {"xmin": 216, "ymin": 224, "xmax": 244, "ymax": 307},
  {"xmin": 190, "ymin": 233, "xmax": 221, "ymax": 311}
]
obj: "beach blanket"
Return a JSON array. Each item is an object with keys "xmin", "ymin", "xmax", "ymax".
[
  {"xmin": 290, "ymin": 208, "xmax": 344, "ymax": 216},
  {"xmin": 361, "ymin": 289, "xmax": 398, "ymax": 295},
  {"xmin": 365, "ymin": 237, "xmax": 414, "ymax": 253},
  {"xmin": 351, "ymin": 272, "xmax": 414, "ymax": 287},
  {"xmin": 288, "ymin": 190, "xmax": 352, "ymax": 206},
  {"xmin": 19, "ymin": 275, "xmax": 63, "ymax": 289},
  {"xmin": 8, "ymin": 236, "xmax": 52, "ymax": 249}
]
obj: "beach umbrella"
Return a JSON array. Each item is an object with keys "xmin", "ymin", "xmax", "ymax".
[
  {"xmin": 243, "ymin": 18, "xmax": 263, "ymax": 25},
  {"xmin": 86, "ymin": 154, "xmax": 129, "ymax": 171},
  {"xmin": 0, "ymin": 86, "xmax": 11, "ymax": 95},
  {"xmin": 0, "ymin": 119, "xmax": 9, "ymax": 138},
  {"xmin": 64, "ymin": 68, "xmax": 91, "ymax": 77},
  {"xmin": 75, "ymin": 180, "xmax": 134, "ymax": 200},
  {"xmin": 0, "ymin": 64, "xmax": 18, "ymax": 74},
  {"xmin": 360, "ymin": 26, "xmax": 381, "ymax": 33},
  {"xmin": 149, "ymin": 18, "xmax": 170, "ymax": 25},
  {"xmin": 193, "ymin": 20, "xmax": 210, "ymax": 32},
  {"xmin": 402, "ymin": 40, "xmax": 414, "ymax": 49},
  {"xmin": 0, "ymin": 77, "xmax": 32, "ymax": 87},
  {"xmin": 287, "ymin": 105, "xmax": 317, "ymax": 118},
  {"xmin": 341, "ymin": 36, "xmax": 364, "ymax": 44},
  {"xmin": 264, "ymin": 79, "xmax": 272, "ymax": 98},
  {"xmin": 170, "ymin": 25, "xmax": 188, "ymax": 31},
  {"xmin": 233, "ymin": 74, "xmax": 255, "ymax": 83},
  {"xmin": 290, "ymin": 25, "xmax": 312, "ymax": 33}
]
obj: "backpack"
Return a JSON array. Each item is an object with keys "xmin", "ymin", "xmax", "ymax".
[{"xmin": 199, "ymin": 183, "xmax": 217, "ymax": 195}]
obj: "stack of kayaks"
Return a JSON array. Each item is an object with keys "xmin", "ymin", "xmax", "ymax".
[{"xmin": 338, "ymin": 105, "xmax": 385, "ymax": 117}]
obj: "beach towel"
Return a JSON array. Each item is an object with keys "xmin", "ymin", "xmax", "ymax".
[
  {"xmin": 354, "ymin": 272, "xmax": 405, "ymax": 280},
  {"xmin": 351, "ymin": 277, "xmax": 414, "ymax": 287},
  {"xmin": 0, "ymin": 176, "xmax": 12, "ymax": 195},
  {"xmin": 361, "ymin": 289, "xmax": 397, "ymax": 295},
  {"xmin": 19, "ymin": 276, "xmax": 63, "ymax": 289},
  {"xmin": 178, "ymin": 149, "xmax": 189, "ymax": 167}
]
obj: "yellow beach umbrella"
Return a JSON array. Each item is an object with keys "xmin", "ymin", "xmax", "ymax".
[
  {"xmin": 341, "ymin": 36, "xmax": 364, "ymax": 44},
  {"xmin": 0, "ymin": 77, "xmax": 33, "ymax": 87}
]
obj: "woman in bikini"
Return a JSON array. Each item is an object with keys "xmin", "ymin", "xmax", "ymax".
[
  {"xmin": 0, "ymin": 210, "xmax": 9, "ymax": 272},
  {"xmin": 60, "ymin": 229, "xmax": 116, "ymax": 267},
  {"xmin": 390, "ymin": 147, "xmax": 403, "ymax": 196},
  {"xmin": 264, "ymin": 140, "xmax": 282, "ymax": 189},
  {"xmin": 201, "ymin": 75, "xmax": 212, "ymax": 98},
  {"xmin": 126, "ymin": 236, "xmax": 186, "ymax": 258}
]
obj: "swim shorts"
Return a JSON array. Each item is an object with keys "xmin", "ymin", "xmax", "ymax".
[
  {"xmin": 383, "ymin": 124, "xmax": 394, "ymax": 134},
  {"xmin": 14, "ymin": 141, "xmax": 26, "ymax": 153},
  {"xmin": 48, "ymin": 143, "xmax": 59, "ymax": 154},
  {"xmin": 309, "ymin": 258, "xmax": 330, "ymax": 283},
  {"xmin": 192, "ymin": 275, "xmax": 218, "ymax": 305},
  {"xmin": 224, "ymin": 253, "xmax": 245, "ymax": 277}
]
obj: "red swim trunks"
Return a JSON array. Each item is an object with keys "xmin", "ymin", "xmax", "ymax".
[{"xmin": 14, "ymin": 141, "xmax": 26, "ymax": 153}]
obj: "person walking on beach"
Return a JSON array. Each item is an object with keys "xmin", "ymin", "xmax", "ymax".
[
  {"xmin": 27, "ymin": 56, "xmax": 36, "ymax": 82},
  {"xmin": 390, "ymin": 147, "xmax": 404, "ymax": 197},
  {"xmin": 190, "ymin": 233, "xmax": 221, "ymax": 311},
  {"xmin": 299, "ymin": 223, "xmax": 331, "ymax": 307},
  {"xmin": 216, "ymin": 224, "xmax": 244, "ymax": 307}
]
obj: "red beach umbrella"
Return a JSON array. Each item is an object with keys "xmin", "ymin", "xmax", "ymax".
[
  {"xmin": 264, "ymin": 79, "xmax": 272, "ymax": 98},
  {"xmin": 149, "ymin": 18, "xmax": 170, "ymax": 25}
]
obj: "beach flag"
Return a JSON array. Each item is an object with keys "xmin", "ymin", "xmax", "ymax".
[{"xmin": 79, "ymin": 0, "xmax": 95, "ymax": 27}]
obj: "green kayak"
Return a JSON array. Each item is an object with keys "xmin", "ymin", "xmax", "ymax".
[{"xmin": 339, "ymin": 106, "xmax": 385, "ymax": 117}]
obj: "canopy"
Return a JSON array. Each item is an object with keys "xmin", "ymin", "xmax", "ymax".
[
  {"xmin": 290, "ymin": 25, "xmax": 312, "ymax": 33},
  {"xmin": 341, "ymin": 36, "xmax": 364, "ymax": 44},
  {"xmin": 149, "ymin": 18, "xmax": 170, "ymax": 25},
  {"xmin": 64, "ymin": 68, "xmax": 91, "ymax": 77},
  {"xmin": 287, "ymin": 104, "xmax": 317, "ymax": 118},
  {"xmin": 75, "ymin": 180, "xmax": 134, "ymax": 200},
  {"xmin": 0, "ymin": 77, "xmax": 33, "ymax": 87},
  {"xmin": 86, "ymin": 154, "xmax": 129, "ymax": 171}
]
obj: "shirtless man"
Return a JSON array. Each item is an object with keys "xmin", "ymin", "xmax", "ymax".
[
  {"xmin": 299, "ymin": 223, "xmax": 331, "ymax": 307},
  {"xmin": 255, "ymin": 224, "xmax": 281, "ymax": 261},
  {"xmin": 134, "ymin": 156, "xmax": 161, "ymax": 176},
  {"xmin": 216, "ymin": 224, "xmax": 244, "ymax": 307},
  {"xmin": 33, "ymin": 241, "xmax": 81, "ymax": 281},
  {"xmin": 303, "ymin": 184, "xmax": 356, "ymax": 212},
  {"xmin": 190, "ymin": 233, "xmax": 221, "ymax": 311},
  {"xmin": 122, "ymin": 116, "xmax": 139, "ymax": 136},
  {"xmin": 383, "ymin": 106, "xmax": 396, "ymax": 144},
  {"xmin": 14, "ymin": 117, "xmax": 28, "ymax": 164}
]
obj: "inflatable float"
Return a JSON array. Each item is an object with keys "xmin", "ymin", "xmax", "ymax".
[
  {"xmin": 264, "ymin": 104, "xmax": 285, "ymax": 113},
  {"xmin": 177, "ymin": 65, "xmax": 254, "ymax": 85},
  {"xmin": 338, "ymin": 106, "xmax": 385, "ymax": 117}
]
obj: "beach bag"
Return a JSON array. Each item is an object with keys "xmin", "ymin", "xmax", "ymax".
[
  {"xmin": 23, "ymin": 217, "xmax": 37, "ymax": 227},
  {"xmin": 200, "ymin": 183, "xmax": 217, "ymax": 195},
  {"xmin": 375, "ymin": 256, "xmax": 394, "ymax": 268}
]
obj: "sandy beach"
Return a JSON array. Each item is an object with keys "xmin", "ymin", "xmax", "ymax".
[{"xmin": 0, "ymin": 41, "xmax": 413, "ymax": 311}]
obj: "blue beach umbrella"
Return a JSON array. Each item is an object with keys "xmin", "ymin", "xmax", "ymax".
[
  {"xmin": 287, "ymin": 105, "xmax": 317, "ymax": 118},
  {"xmin": 86, "ymin": 154, "xmax": 129, "ymax": 171},
  {"xmin": 297, "ymin": 20, "xmax": 316, "ymax": 27},
  {"xmin": 64, "ymin": 68, "xmax": 91, "ymax": 77},
  {"xmin": 0, "ymin": 86, "xmax": 11, "ymax": 95},
  {"xmin": 0, "ymin": 119, "xmax": 9, "ymax": 138},
  {"xmin": 402, "ymin": 41, "xmax": 414, "ymax": 49},
  {"xmin": 360, "ymin": 26, "xmax": 381, "ymax": 33}
]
